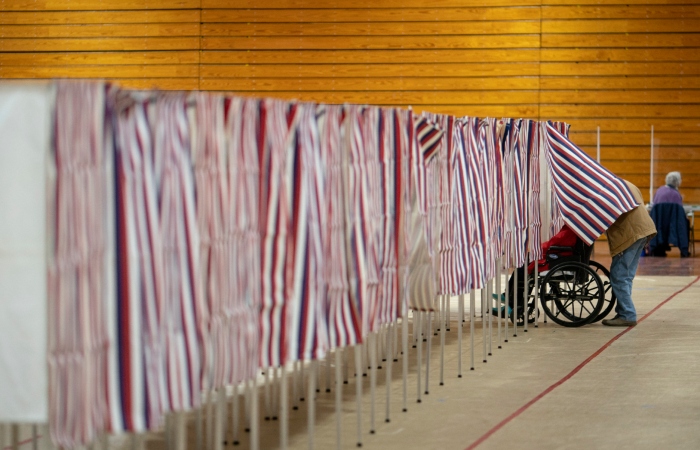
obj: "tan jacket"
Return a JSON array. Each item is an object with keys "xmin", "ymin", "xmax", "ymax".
[{"xmin": 606, "ymin": 180, "xmax": 657, "ymax": 257}]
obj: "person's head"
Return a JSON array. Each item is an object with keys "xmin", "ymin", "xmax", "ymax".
[{"xmin": 665, "ymin": 171, "xmax": 682, "ymax": 189}]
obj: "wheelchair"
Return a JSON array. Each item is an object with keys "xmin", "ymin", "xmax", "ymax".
[{"xmin": 507, "ymin": 239, "xmax": 617, "ymax": 328}]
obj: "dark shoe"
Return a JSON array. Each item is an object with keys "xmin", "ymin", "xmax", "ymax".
[{"xmin": 602, "ymin": 317, "xmax": 637, "ymax": 327}]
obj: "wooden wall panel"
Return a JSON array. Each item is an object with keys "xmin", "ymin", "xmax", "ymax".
[
  {"xmin": 0, "ymin": 4, "xmax": 201, "ymax": 90},
  {"xmin": 540, "ymin": 2, "xmax": 700, "ymax": 211},
  {"xmin": 2, "ymin": 0, "xmax": 699, "ymax": 236}
]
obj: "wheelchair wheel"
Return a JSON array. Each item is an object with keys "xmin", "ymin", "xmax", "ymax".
[
  {"xmin": 588, "ymin": 260, "xmax": 616, "ymax": 323},
  {"xmin": 539, "ymin": 262, "xmax": 605, "ymax": 327}
]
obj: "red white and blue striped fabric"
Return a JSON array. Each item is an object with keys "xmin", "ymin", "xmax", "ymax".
[
  {"xmin": 395, "ymin": 108, "xmax": 415, "ymax": 317},
  {"xmin": 289, "ymin": 102, "xmax": 328, "ymax": 362},
  {"xmin": 258, "ymin": 99, "xmax": 329, "ymax": 365},
  {"xmin": 523, "ymin": 120, "xmax": 543, "ymax": 260},
  {"xmin": 49, "ymin": 80, "xmax": 110, "ymax": 447},
  {"xmin": 498, "ymin": 119, "xmax": 515, "ymax": 269},
  {"xmin": 407, "ymin": 115, "xmax": 444, "ymax": 311},
  {"xmin": 423, "ymin": 113, "xmax": 456, "ymax": 296},
  {"xmin": 317, "ymin": 104, "xmax": 362, "ymax": 348},
  {"xmin": 376, "ymin": 107, "xmax": 409, "ymax": 326},
  {"xmin": 546, "ymin": 122, "xmax": 569, "ymax": 237},
  {"xmin": 480, "ymin": 118, "xmax": 503, "ymax": 279},
  {"xmin": 258, "ymin": 98, "xmax": 294, "ymax": 368},
  {"xmin": 225, "ymin": 96, "xmax": 262, "ymax": 382},
  {"xmin": 451, "ymin": 118, "xmax": 470, "ymax": 293},
  {"xmin": 192, "ymin": 94, "xmax": 260, "ymax": 390},
  {"xmin": 111, "ymin": 92, "xmax": 169, "ymax": 433},
  {"xmin": 148, "ymin": 93, "xmax": 202, "ymax": 414},
  {"xmin": 544, "ymin": 121, "xmax": 638, "ymax": 245},
  {"xmin": 510, "ymin": 119, "xmax": 528, "ymax": 269},
  {"xmin": 463, "ymin": 117, "xmax": 489, "ymax": 290}
]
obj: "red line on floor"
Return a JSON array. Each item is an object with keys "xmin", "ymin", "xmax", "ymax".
[
  {"xmin": 465, "ymin": 275, "xmax": 700, "ymax": 450},
  {"xmin": 2, "ymin": 435, "xmax": 41, "ymax": 450}
]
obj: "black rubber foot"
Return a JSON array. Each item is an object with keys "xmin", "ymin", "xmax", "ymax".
[
  {"xmin": 498, "ymin": 346, "xmax": 502, "ymax": 349},
  {"xmin": 393, "ymin": 359, "xmax": 398, "ymax": 362},
  {"xmin": 224, "ymin": 441, "xmax": 228, "ymax": 445},
  {"xmin": 417, "ymin": 399, "xmax": 422, "ymax": 403},
  {"xmin": 264, "ymin": 417, "xmax": 270, "ymax": 421},
  {"xmin": 245, "ymin": 428, "xmax": 250, "ymax": 433},
  {"xmin": 385, "ymin": 419, "xmax": 390, "ymax": 423},
  {"xmin": 378, "ymin": 366, "xmax": 382, "ymax": 369},
  {"xmin": 272, "ymin": 416, "xmax": 278, "ymax": 421},
  {"xmin": 402, "ymin": 408, "xmax": 408, "ymax": 412},
  {"xmin": 325, "ymin": 389, "xmax": 331, "ymax": 393},
  {"xmin": 483, "ymin": 360, "xmax": 487, "ymax": 363},
  {"xmin": 423, "ymin": 338, "xmax": 427, "ymax": 342},
  {"xmin": 524, "ymin": 330, "xmax": 528, "ymax": 333},
  {"xmin": 370, "ymin": 430, "xmax": 375, "ymax": 434},
  {"xmin": 363, "ymin": 373, "xmax": 367, "ymax": 377},
  {"xmin": 439, "ymin": 382, "xmax": 444, "ymax": 386},
  {"xmin": 424, "ymin": 391, "xmax": 429, "ymax": 395},
  {"xmin": 300, "ymin": 398, "xmax": 305, "ymax": 401},
  {"xmin": 434, "ymin": 333, "xmax": 438, "ymax": 336},
  {"xmin": 382, "ymin": 358, "xmax": 386, "ymax": 362},
  {"xmin": 488, "ymin": 353, "xmax": 492, "ymax": 356},
  {"xmin": 505, "ymin": 340, "xmax": 509, "ymax": 343},
  {"xmin": 470, "ymin": 368, "xmax": 475, "ymax": 371},
  {"xmin": 233, "ymin": 441, "xmax": 240, "ymax": 446},
  {"xmin": 412, "ymin": 345, "xmax": 416, "ymax": 348},
  {"xmin": 458, "ymin": 374, "xmax": 462, "ymax": 378},
  {"xmin": 357, "ymin": 443, "xmax": 362, "ymax": 448},
  {"xmin": 293, "ymin": 406, "xmax": 298, "ymax": 410},
  {"xmin": 344, "ymin": 381, "xmax": 349, "ymax": 384}
]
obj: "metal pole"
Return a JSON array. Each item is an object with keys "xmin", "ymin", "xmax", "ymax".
[
  {"xmin": 354, "ymin": 344, "xmax": 363, "ymax": 447},
  {"xmin": 281, "ymin": 366, "xmax": 288, "ymax": 450},
  {"xmin": 504, "ymin": 268, "xmax": 510, "ymax": 342},
  {"xmin": 497, "ymin": 260, "xmax": 502, "ymax": 348},
  {"xmin": 513, "ymin": 267, "xmax": 519, "ymax": 337},
  {"xmin": 416, "ymin": 312, "xmax": 422, "ymax": 402},
  {"xmin": 336, "ymin": 349, "xmax": 343, "ymax": 450},
  {"xmin": 214, "ymin": 389, "xmax": 226, "ymax": 450},
  {"xmin": 650, "ymin": 125, "xmax": 655, "ymax": 203},
  {"xmin": 488, "ymin": 278, "xmax": 493, "ymax": 356},
  {"xmin": 534, "ymin": 262, "xmax": 539, "ymax": 328},
  {"xmin": 425, "ymin": 310, "xmax": 432, "ymax": 395},
  {"xmin": 440, "ymin": 295, "xmax": 446, "ymax": 385},
  {"xmin": 308, "ymin": 361, "xmax": 317, "ymax": 450},
  {"xmin": 402, "ymin": 315, "xmax": 409, "ymax": 413},
  {"xmin": 470, "ymin": 290, "xmax": 475, "ymax": 370},
  {"xmin": 385, "ymin": 323, "xmax": 393, "ymax": 422},
  {"xmin": 232, "ymin": 387, "xmax": 240, "ymax": 446},
  {"xmin": 482, "ymin": 289, "xmax": 487, "ymax": 362},
  {"xmin": 251, "ymin": 377, "xmax": 260, "ymax": 450},
  {"xmin": 524, "ymin": 257, "xmax": 529, "ymax": 333},
  {"xmin": 458, "ymin": 293, "xmax": 464, "ymax": 377},
  {"xmin": 370, "ymin": 333, "xmax": 377, "ymax": 434}
]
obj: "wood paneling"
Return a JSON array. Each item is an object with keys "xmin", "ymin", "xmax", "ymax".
[
  {"xmin": 0, "ymin": 5, "xmax": 200, "ymax": 90},
  {"xmin": 2, "ymin": 0, "xmax": 699, "ymax": 214}
]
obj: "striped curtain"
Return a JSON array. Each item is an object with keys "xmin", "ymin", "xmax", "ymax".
[{"xmin": 544, "ymin": 121, "xmax": 638, "ymax": 245}]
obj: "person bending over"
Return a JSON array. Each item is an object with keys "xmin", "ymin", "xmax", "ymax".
[{"xmin": 603, "ymin": 180, "xmax": 657, "ymax": 327}]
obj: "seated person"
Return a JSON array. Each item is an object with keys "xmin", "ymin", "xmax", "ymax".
[
  {"xmin": 653, "ymin": 171, "xmax": 683, "ymax": 206},
  {"xmin": 493, "ymin": 224, "xmax": 578, "ymax": 320},
  {"xmin": 649, "ymin": 171, "xmax": 690, "ymax": 257}
]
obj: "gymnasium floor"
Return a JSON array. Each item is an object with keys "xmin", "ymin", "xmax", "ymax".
[
  {"xmin": 4, "ymin": 243, "xmax": 699, "ymax": 450},
  {"xmin": 237, "ymin": 241, "xmax": 700, "ymax": 450}
]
